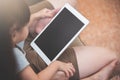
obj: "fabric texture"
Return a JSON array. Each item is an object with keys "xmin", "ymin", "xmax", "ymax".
[
  {"xmin": 24, "ymin": 0, "xmax": 44, "ymax": 6},
  {"xmin": 13, "ymin": 44, "xmax": 29, "ymax": 73},
  {"xmin": 24, "ymin": 34, "xmax": 47, "ymax": 73},
  {"xmin": 29, "ymin": 0, "xmax": 54, "ymax": 14}
]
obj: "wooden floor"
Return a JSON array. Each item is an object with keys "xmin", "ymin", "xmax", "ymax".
[{"xmin": 76, "ymin": 0, "xmax": 120, "ymax": 55}]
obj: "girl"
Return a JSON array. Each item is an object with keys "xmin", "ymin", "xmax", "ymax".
[
  {"xmin": 0, "ymin": 0, "xmax": 117, "ymax": 80},
  {"xmin": 1, "ymin": 0, "xmax": 74, "ymax": 80}
]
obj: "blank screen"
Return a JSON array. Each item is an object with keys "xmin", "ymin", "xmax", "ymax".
[{"xmin": 35, "ymin": 8, "xmax": 84, "ymax": 61}]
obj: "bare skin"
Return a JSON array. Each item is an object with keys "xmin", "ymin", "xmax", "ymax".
[
  {"xmin": 73, "ymin": 46, "xmax": 117, "ymax": 79},
  {"xmin": 82, "ymin": 59, "xmax": 118, "ymax": 80}
]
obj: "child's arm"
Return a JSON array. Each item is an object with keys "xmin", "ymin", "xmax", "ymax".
[
  {"xmin": 73, "ymin": 46, "xmax": 117, "ymax": 78},
  {"xmin": 38, "ymin": 61, "xmax": 75, "ymax": 79},
  {"xmin": 18, "ymin": 61, "xmax": 75, "ymax": 80},
  {"xmin": 28, "ymin": 8, "xmax": 59, "ymax": 33}
]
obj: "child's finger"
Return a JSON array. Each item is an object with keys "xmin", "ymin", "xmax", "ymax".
[{"xmin": 64, "ymin": 69, "xmax": 70, "ymax": 78}]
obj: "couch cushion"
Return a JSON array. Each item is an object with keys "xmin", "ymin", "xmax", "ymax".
[
  {"xmin": 29, "ymin": 0, "xmax": 54, "ymax": 14},
  {"xmin": 25, "ymin": 0, "xmax": 44, "ymax": 6}
]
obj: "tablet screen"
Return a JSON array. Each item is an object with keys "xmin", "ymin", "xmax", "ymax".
[{"xmin": 34, "ymin": 8, "xmax": 84, "ymax": 61}]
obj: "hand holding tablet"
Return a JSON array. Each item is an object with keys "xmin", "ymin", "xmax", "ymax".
[{"xmin": 31, "ymin": 3, "xmax": 89, "ymax": 65}]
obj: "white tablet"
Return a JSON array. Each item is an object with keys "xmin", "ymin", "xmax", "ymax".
[{"xmin": 30, "ymin": 3, "xmax": 89, "ymax": 65}]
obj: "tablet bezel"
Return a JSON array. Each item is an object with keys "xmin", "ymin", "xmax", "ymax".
[{"xmin": 30, "ymin": 3, "xmax": 89, "ymax": 65}]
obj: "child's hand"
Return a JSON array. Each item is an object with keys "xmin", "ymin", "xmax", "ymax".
[
  {"xmin": 51, "ymin": 61, "xmax": 75, "ymax": 78},
  {"xmin": 35, "ymin": 17, "xmax": 51, "ymax": 34},
  {"xmin": 29, "ymin": 8, "xmax": 60, "ymax": 33}
]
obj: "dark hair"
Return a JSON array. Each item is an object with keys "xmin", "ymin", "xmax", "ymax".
[
  {"xmin": 0, "ymin": 26, "xmax": 16, "ymax": 80},
  {"xmin": 0, "ymin": 0, "xmax": 30, "ymax": 80}
]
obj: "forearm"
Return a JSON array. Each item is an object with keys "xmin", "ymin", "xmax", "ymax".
[
  {"xmin": 28, "ymin": 14, "xmax": 38, "ymax": 33},
  {"xmin": 19, "ymin": 60, "xmax": 74, "ymax": 80},
  {"xmin": 37, "ymin": 60, "xmax": 75, "ymax": 80},
  {"xmin": 51, "ymin": 71, "xmax": 68, "ymax": 80},
  {"xmin": 37, "ymin": 61, "xmax": 59, "ymax": 80},
  {"xmin": 18, "ymin": 62, "xmax": 61, "ymax": 80},
  {"xmin": 18, "ymin": 65, "xmax": 58, "ymax": 80}
]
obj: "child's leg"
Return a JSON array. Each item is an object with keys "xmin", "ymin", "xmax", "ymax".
[
  {"xmin": 81, "ymin": 60, "xmax": 117, "ymax": 80},
  {"xmin": 73, "ymin": 46, "xmax": 117, "ymax": 79}
]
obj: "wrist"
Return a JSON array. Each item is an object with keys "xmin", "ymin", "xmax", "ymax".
[
  {"xmin": 31, "ymin": 12, "xmax": 42, "ymax": 21},
  {"xmin": 49, "ymin": 61, "xmax": 60, "ymax": 71},
  {"xmin": 30, "ymin": 14, "xmax": 37, "ymax": 22},
  {"xmin": 28, "ymin": 14, "xmax": 38, "ymax": 33}
]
